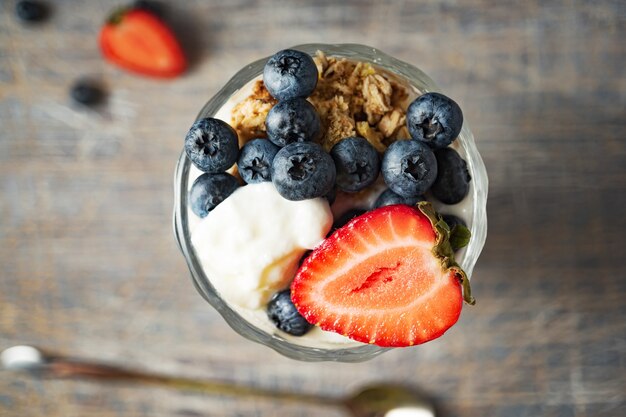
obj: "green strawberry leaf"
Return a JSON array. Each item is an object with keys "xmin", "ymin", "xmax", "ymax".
[
  {"xmin": 449, "ymin": 224, "xmax": 471, "ymax": 251},
  {"xmin": 416, "ymin": 201, "xmax": 475, "ymax": 305}
]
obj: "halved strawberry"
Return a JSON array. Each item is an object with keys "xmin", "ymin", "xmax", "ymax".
[
  {"xmin": 291, "ymin": 202, "xmax": 474, "ymax": 347},
  {"xmin": 99, "ymin": 7, "xmax": 186, "ymax": 78}
]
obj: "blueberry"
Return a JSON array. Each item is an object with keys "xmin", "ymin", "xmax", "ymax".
[
  {"xmin": 441, "ymin": 214, "xmax": 466, "ymax": 231},
  {"xmin": 266, "ymin": 289, "xmax": 312, "ymax": 336},
  {"xmin": 265, "ymin": 98, "xmax": 321, "ymax": 147},
  {"xmin": 237, "ymin": 139, "xmax": 280, "ymax": 184},
  {"xmin": 70, "ymin": 81, "xmax": 105, "ymax": 106},
  {"xmin": 271, "ymin": 142, "xmax": 336, "ymax": 201},
  {"xmin": 374, "ymin": 189, "xmax": 426, "ymax": 208},
  {"xmin": 188, "ymin": 173, "xmax": 239, "ymax": 218},
  {"xmin": 331, "ymin": 208, "xmax": 367, "ymax": 232},
  {"xmin": 184, "ymin": 118, "xmax": 239, "ymax": 173},
  {"xmin": 15, "ymin": 0, "xmax": 48, "ymax": 23},
  {"xmin": 407, "ymin": 92, "xmax": 463, "ymax": 149},
  {"xmin": 381, "ymin": 140, "xmax": 437, "ymax": 198},
  {"xmin": 431, "ymin": 148, "xmax": 471, "ymax": 204},
  {"xmin": 330, "ymin": 137, "xmax": 380, "ymax": 192},
  {"xmin": 263, "ymin": 49, "xmax": 318, "ymax": 100}
]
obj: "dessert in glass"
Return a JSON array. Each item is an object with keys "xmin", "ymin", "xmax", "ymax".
[{"xmin": 173, "ymin": 43, "xmax": 488, "ymax": 362}]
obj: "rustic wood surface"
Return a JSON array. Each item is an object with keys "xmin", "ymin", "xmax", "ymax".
[{"xmin": 1, "ymin": 0, "xmax": 625, "ymax": 416}]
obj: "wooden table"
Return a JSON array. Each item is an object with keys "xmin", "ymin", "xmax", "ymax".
[{"xmin": 1, "ymin": 1, "xmax": 624, "ymax": 416}]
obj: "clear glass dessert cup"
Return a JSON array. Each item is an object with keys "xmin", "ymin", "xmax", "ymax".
[{"xmin": 173, "ymin": 43, "xmax": 488, "ymax": 362}]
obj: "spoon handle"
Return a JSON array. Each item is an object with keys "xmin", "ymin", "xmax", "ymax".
[{"xmin": 37, "ymin": 356, "xmax": 343, "ymax": 408}]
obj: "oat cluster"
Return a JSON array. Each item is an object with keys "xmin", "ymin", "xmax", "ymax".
[{"xmin": 230, "ymin": 51, "xmax": 411, "ymax": 151}]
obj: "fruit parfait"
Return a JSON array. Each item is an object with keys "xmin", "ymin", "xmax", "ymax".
[{"xmin": 174, "ymin": 44, "xmax": 488, "ymax": 362}]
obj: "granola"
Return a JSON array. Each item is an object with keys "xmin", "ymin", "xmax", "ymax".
[
  {"xmin": 231, "ymin": 81, "xmax": 277, "ymax": 147},
  {"xmin": 230, "ymin": 51, "xmax": 411, "ymax": 152}
]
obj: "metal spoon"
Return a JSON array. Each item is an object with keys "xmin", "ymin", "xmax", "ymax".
[{"xmin": 1, "ymin": 345, "xmax": 435, "ymax": 417}]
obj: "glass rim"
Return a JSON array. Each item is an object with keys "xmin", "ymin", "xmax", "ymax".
[{"xmin": 173, "ymin": 43, "xmax": 488, "ymax": 362}]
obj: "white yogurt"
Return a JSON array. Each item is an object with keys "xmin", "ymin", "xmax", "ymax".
[
  {"xmin": 191, "ymin": 182, "xmax": 363, "ymax": 348},
  {"xmin": 192, "ymin": 182, "xmax": 332, "ymax": 309}
]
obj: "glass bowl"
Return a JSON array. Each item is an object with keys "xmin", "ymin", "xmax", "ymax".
[{"xmin": 173, "ymin": 43, "xmax": 488, "ymax": 362}]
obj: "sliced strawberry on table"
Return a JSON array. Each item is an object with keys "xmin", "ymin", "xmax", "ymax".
[
  {"xmin": 99, "ymin": 7, "xmax": 186, "ymax": 78},
  {"xmin": 291, "ymin": 202, "xmax": 475, "ymax": 348}
]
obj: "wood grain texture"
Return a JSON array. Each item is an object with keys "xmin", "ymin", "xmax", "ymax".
[{"xmin": 1, "ymin": 0, "xmax": 625, "ymax": 416}]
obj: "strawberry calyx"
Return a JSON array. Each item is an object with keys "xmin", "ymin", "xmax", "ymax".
[
  {"xmin": 106, "ymin": 6, "xmax": 133, "ymax": 25},
  {"xmin": 416, "ymin": 201, "xmax": 476, "ymax": 305}
]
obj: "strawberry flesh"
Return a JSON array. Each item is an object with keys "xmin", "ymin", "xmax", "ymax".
[
  {"xmin": 99, "ymin": 9, "xmax": 186, "ymax": 78},
  {"xmin": 291, "ymin": 204, "xmax": 467, "ymax": 347}
]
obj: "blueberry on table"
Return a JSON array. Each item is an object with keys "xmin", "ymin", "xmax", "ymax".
[
  {"xmin": 381, "ymin": 140, "xmax": 437, "ymax": 198},
  {"xmin": 184, "ymin": 118, "xmax": 239, "ymax": 173},
  {"xmin": 265, "ymin": 98, "xmax": 321, "ymax": 147},
  {"xmin": 237, "ymin": 139, "xmax": 280, "ymax": 184},
  {"xmin": 431, "ymin": 148, "xmax": 471, "ymax": 204},
  {"xmin": 15, "ymin": 0, "xmax": 48, "ymax": 23},
  {"xmin": 263, "ymin": 49, "xmax": 318, "ymax": 100},
  {"xmin": 407, "ymin": 92, "xmax": 463, "ymax": 149},
  {"xmin": 374, "ymin": 188, "xmax": 425, "ymax": 208},
  {"xmin": 70, "ymin": 81, "xmax": 105, "ymax": 106},
  {"xmin": 330, "ymin": 137, "xmax": 380, "ymax": 193},
  {"xmin": 188, "ymin": 173, "xmax": 239, "ymax": 218},
  {"xmin": 267, "ymin": 289, "xmax": 312, "ymax": 336},
  {"xmin": 271, "ymin": 142, "xmax": 336, "ymax": 201}
]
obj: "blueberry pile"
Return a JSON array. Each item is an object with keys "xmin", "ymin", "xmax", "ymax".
[
  {"xmin": 184, "ymin": 118, "xmax": 240, "ymax": 218},
  {"xmin": 382, "ymin": 92, "xmax": 470, "ymax": 204},
  {"xmin": 183, "ymin": 49, "xmax": 473, "ymax": 336}
]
